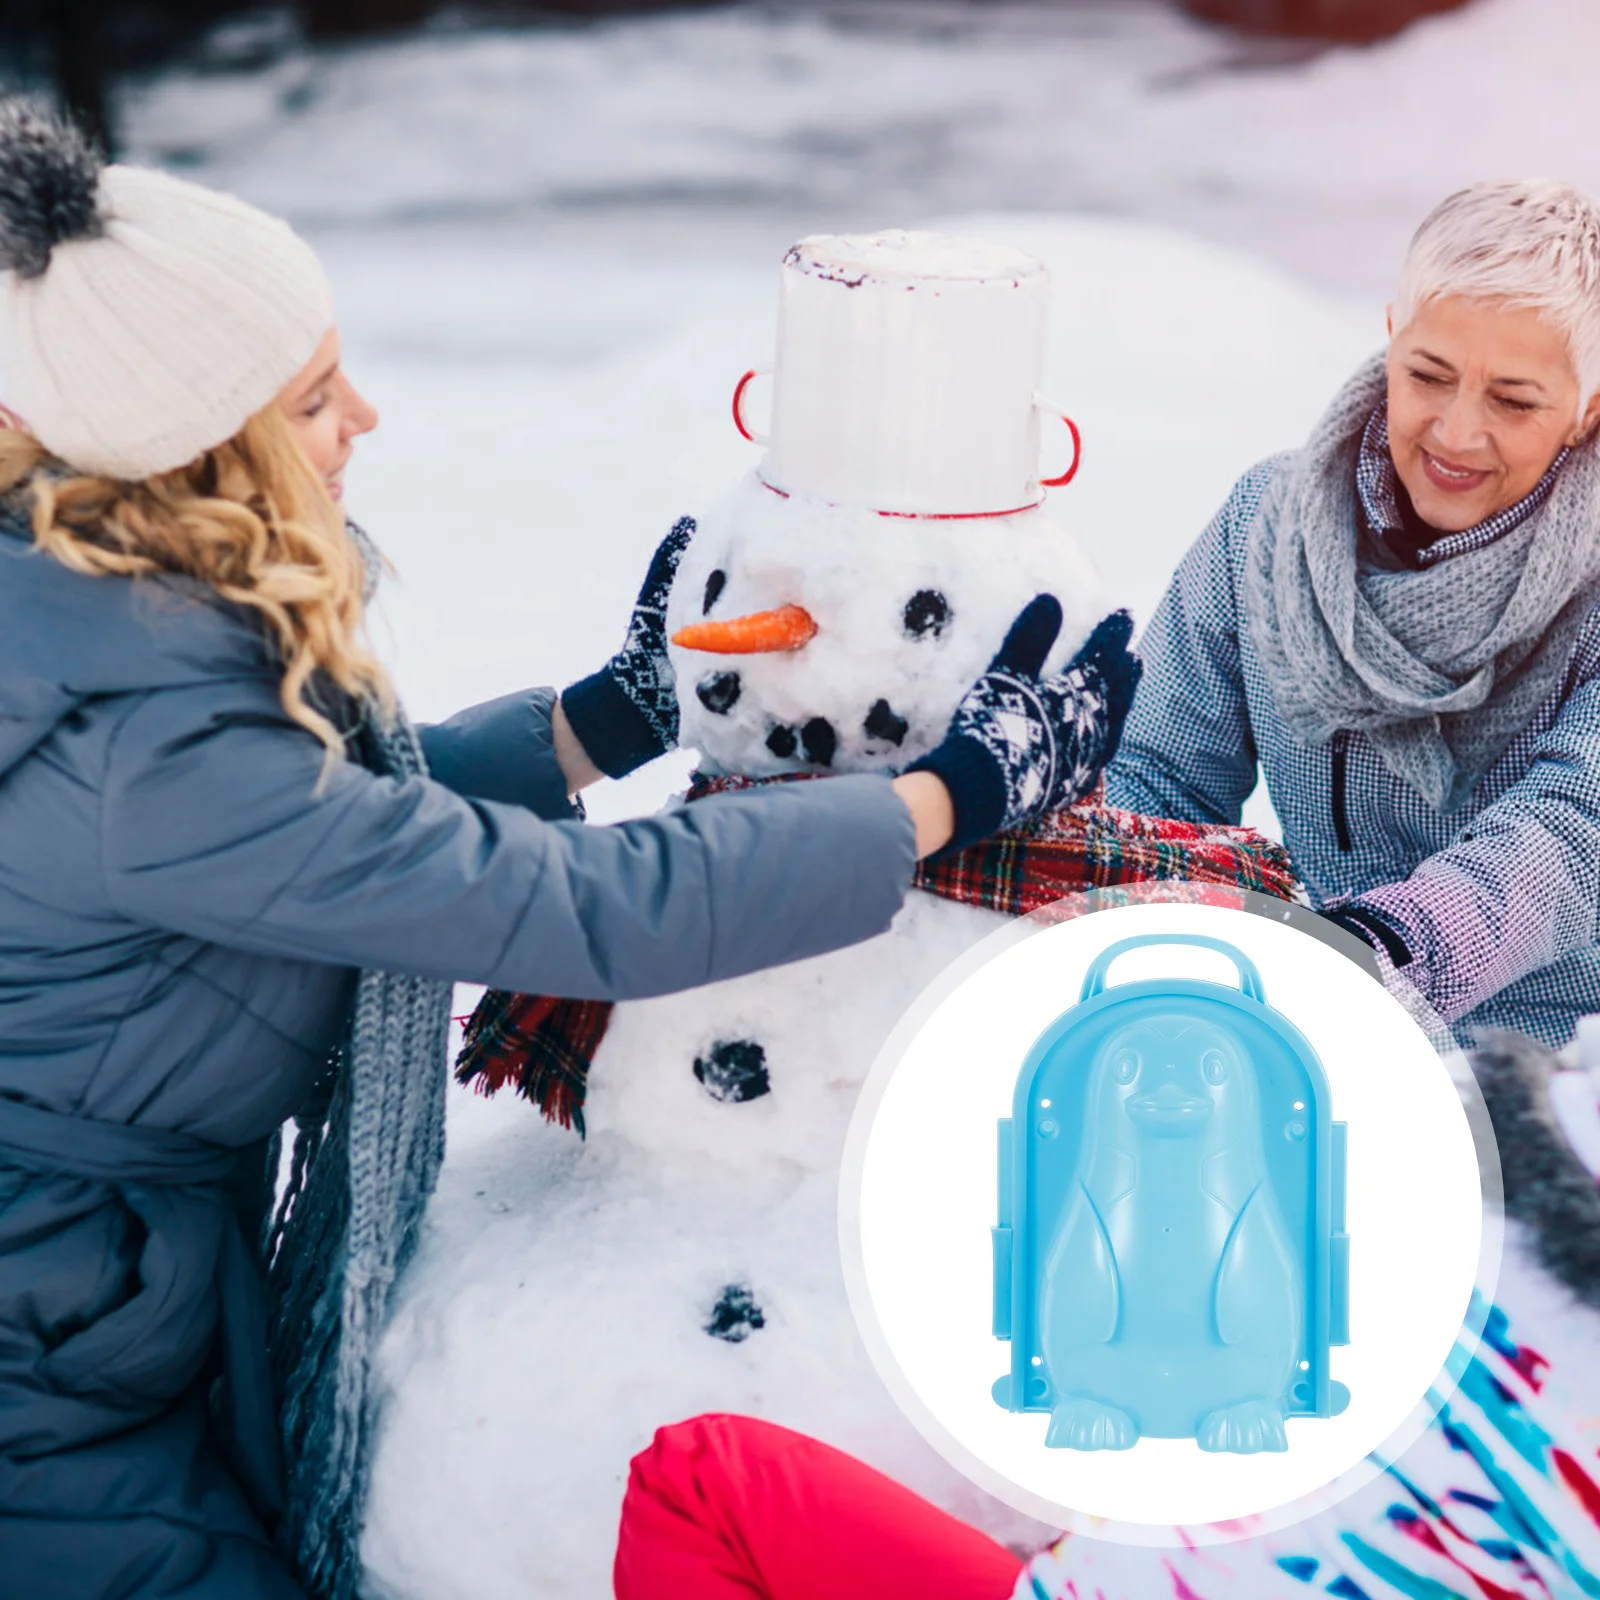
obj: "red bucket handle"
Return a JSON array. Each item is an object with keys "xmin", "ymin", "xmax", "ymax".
[
  {"xmin": 1035, "ymin": 396, "xmax": 1082, "ymax": 487},
  {"xmin": 732, "ymin": 367, "xmax": 772, "ymax": 445}
]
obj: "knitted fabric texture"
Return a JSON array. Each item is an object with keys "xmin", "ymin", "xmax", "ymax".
[
  {"xmin": 455, "ymin": 771, "xmax": 1300, "ymax": 1127},
  {"xmin": 559, "ymin": 515, "xmax": 695, "ymax": 778},
  {"xmin": 0, "ymin": 104, "xmax": 333, "ymax": 480},
  {"xmin": 0, "ymin": 101, "xmax": 103, "ymax": 279},
  {"xmin": 1107, "ymin": 454, "xmax": 1600, "ymax": 1047},
  {"xmin": 455, "ymin": 991, "xmax": 613, "ymax": 1134},
  {"xmin": 1243, "ymin": 354, "xmax": 1600, "ymax": 813},
  {"xmin": 264, "ymin": 531, "xmax": 454, "ymax": 1600},
  {"xmin": 907, "ymin": 601, "xmax": 1138, "ymax": 853}
]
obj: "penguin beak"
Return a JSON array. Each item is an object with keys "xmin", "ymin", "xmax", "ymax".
[
  {"xmin": 671, "ymin": 605, "xmax": 817, "ymax": 654},
  {"xmin": 1127, "ymin": 1080, "xmax": 1212, "ymax": 1132}
]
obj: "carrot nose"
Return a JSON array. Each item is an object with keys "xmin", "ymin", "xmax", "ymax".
[{"xmin": 671, "ymin": 604, "xmax": 818, "ymax": 654}]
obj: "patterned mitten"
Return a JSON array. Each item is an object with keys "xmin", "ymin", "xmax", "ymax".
[
  {"xmin": 560, "ymin": 516, "xmax": 696, "ymax": 778},
  {"xmin": 908, "ymin": 597, "xmax": 1142, "ymax": 854}
]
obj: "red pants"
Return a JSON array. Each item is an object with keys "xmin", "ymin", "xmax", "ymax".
[{"xmin": 614, "ymin": 1413, "xmax": 1028, "ymax": 1600}]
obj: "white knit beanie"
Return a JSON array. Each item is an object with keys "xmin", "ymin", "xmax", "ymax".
[{"xmin": 0, "ymin": 101, "xmax": 334, "ymax": 480}]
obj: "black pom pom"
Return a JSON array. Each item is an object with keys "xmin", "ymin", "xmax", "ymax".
[{"xmin": 0, "ymin": 101, "xmax": 105, "ymax": 280}]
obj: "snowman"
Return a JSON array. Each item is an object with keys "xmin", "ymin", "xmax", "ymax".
[{"xmin": 361, "ymin": 233, "xmax": 1287, "ymax": 1600}]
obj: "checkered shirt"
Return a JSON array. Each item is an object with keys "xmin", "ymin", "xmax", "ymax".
[
  {"xmin": 1106, "ymin": 455, "xmax": 1600, "ymax": 1049},
  {"xmin": 1355, "ymin": 404, "xmax": 1568, "ymax": 568}
]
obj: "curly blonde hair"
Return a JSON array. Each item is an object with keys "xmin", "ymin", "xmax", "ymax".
[{"xmin": 0, "ymin": 403, "xmax": 395, "ymax": 770}]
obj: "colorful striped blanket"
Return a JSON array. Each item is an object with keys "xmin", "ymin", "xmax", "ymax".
[{"xmin": 1019, "ymin": 1225, "xmax": 1600, "ymax": 1600}]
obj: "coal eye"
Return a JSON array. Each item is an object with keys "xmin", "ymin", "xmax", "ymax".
[
  {"xmin": 1202, "ymin": 1049, "xmax": 1228, "ymax": 1085},
  {"xmin": 902, "ymin": 589, "xmax": 950, "ymax": 639},
  {"xmin": 703, "ymin": 570, "xmax": 727, "ymax": 615},
  {"xmin": 1112, "ymin": 1049, "xmax": 1139, "ymax": 1084}
]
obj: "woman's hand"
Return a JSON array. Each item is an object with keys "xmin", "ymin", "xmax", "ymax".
[
  {"xmin": 905, "ymin": 597, "xmax": 1141, "ymax": 855},
  {"xmin": 558, "ymin": 516, "xmax": 697, "ymax": 786}
]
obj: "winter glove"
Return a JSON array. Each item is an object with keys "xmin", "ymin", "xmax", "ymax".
[
  {"xmin": 559, "ymin": 516, "xmax": 696, "ymax": 779},
  {"xmin": 907, "ymin": 596, "xmax": 1142, "ymax": 855},
  {"xmin": 1320, "ymin": 902, "xmax": 1411, "ymax": 972}
]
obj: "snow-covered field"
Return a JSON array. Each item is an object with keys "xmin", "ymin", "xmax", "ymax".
[
  {"xmin": 108, "ymin": 0, "xmax": 1600, "ymax": 822},
  {"xmin": 121, "ymin": 0, "xmax": 1600, "ymax": 301},
  {"xmin": 49, "ymin": 1, "xmax": 1600, "ymax": 1592}
]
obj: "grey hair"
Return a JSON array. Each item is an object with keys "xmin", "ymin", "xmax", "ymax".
[{"xmin": 1395, "ymin": 179, "xmax": 1600, "ymax": 420}]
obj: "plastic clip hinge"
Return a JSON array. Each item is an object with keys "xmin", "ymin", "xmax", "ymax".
[
  {"xmin": 994, "ymin": 1120, "xmax": 1013, "ymax": 1339},
  {"xmin": 1329, "ymin": 1121, "xmax": 1349, "ymax": 1346}
]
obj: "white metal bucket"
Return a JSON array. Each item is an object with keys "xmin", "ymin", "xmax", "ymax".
[{"xmin": 733, "ymin": 230, "xmax": 1080, "ymax": 517}]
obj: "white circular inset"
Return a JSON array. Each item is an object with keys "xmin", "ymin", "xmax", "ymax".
[{"xmin": 840, "ymin": 898, "xmax": 1494, "ymax": 1542}]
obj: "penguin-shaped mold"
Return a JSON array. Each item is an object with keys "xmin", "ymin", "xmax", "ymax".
[
  {"xmin": 993, "ymin": 934, "xmax": 1350, "ymax": 1454},
  {"xmin": 1040, "ymin": 1013, "xmax": 1300, "ymax": 1450}
]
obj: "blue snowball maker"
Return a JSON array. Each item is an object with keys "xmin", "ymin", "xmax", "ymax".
[{"xmin": 991, "ymin": 934, "xmax": 1350, "ymax": 1453}]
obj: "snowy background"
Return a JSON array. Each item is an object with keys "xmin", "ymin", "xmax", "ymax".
[
  {"xmin": 29, "ymin": 0, "xmax": 1600, "ymax": 1588},
  {"xmin": 107, "ymin": 0, "xmax": 1600, "ymax": 831}
]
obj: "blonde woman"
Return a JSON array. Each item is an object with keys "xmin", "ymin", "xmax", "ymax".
[{"xmin": 0, "ymin": 104, "xmax": 1136, "ymax": 1599}]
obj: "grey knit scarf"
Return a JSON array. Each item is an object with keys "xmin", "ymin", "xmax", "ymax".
[
  {"xmin": 1244, "ymin": 354, "xmax": 1600, "ymax": 812},
  {"xmin": 265, "ymin": 525, "xmax": 455, "ymax": 1599}
]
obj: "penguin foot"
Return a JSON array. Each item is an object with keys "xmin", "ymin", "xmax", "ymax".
[
  {"xmin": 1045, "ymin": 1395, "xmax": 1139, "ymax": 1451},
  {"xmin": 1197, "ymin": 1398, "xmax": 1287, "ymax": 1454}
]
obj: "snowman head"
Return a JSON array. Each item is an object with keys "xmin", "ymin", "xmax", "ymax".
[{"xmin": 667, "ymin": 474, "xmax": 1103, "ymax": 778}]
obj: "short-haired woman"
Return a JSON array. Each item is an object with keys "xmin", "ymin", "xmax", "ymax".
[
  {"xmin": 0, "ymin": 105, "xmax": 1136, "ymax": 1599},
  {"xmin": 608, "ymin": 181, "xmax": 1600, "ymax": 1600},
  {"xmin": 1110, "ymin": 178, "xmax": 1600, "ymax": 1049}
]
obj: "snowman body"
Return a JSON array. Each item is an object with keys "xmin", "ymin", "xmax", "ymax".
[
  {"xmin": 363, "ymin": 232, "xmax": 1105, "ymax": 1599},
  {"xmin": 362, "ymin": 495, "xmax": 1099, "ymax": 1597},
  {"xmin": 363, "ymin": 897, "xmax": 1045, "ymax": 1600}
]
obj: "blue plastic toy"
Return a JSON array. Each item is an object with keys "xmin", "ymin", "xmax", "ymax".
[{"xmin": 992, "ymin": 934, "xmax": 1349, "ymax": 1453}]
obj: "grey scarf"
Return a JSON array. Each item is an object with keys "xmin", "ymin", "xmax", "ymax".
[
  {"xmin": 265, "ymin": 524, "xmax": 455, "ymax": 1599},
  {"xmin": 1244, "ymin": 355, "xmax": 1600, "ymax": 812}
]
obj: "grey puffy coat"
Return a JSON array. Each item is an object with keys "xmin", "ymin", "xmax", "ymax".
[{"xmin": 0, "ymin": 510, "xmax": 914, "ymax": 1596}]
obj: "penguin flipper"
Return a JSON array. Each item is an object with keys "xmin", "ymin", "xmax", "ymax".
[
  {"xmin": 1040, "ymin": 1183, "xmax": 1120, "ymax": 1348},
  {"xmin": 1212, "ymin": 1184, "xmax": 1299, "ymax": 1355}
]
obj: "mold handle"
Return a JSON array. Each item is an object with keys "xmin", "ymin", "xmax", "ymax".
[{"xmin": 1080, "ymin": 934, "xmax": 1266, "ymax": 1004}]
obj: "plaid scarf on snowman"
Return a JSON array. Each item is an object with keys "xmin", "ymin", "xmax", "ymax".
[{"xmin": 454, "ymin": 773, "xmax": 1302, "ymax": 1133}]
